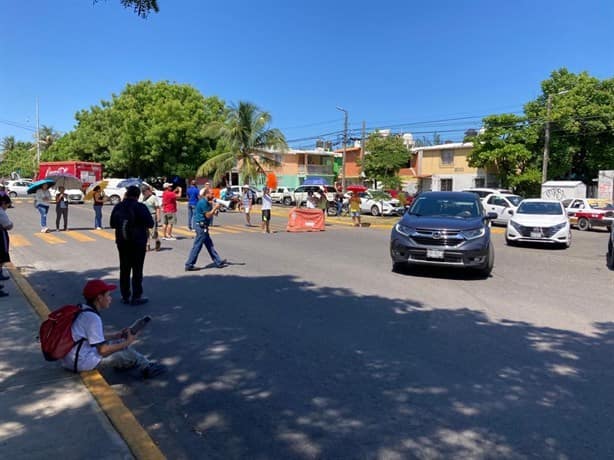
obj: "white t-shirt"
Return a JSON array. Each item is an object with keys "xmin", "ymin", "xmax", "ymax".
[
  {"xmin": 261, "ymin": 194, "xmax": 272, "ymax": 211},
  {"xmin": 60, "ymin": 306, "xmax": 104, "ymax": 372}
]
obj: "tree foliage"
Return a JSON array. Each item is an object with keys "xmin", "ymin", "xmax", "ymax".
[
  {"xmin": 196, "ymin": 101, "xmax": 287, "ymax": 185},
  {"xmin": 94, "ymin": 0, "xmax": 159, "ymax": 18},
  {"xmin": 0, "ymin": 137, "xmax": 36, "ymax": 178},
  {"xmin": 46, "ymin": 80, "xmax": 226, "ymax": 178},
  {"xmin": 362, "ymin": 132, "xmax": 409, "ymax": 189}
]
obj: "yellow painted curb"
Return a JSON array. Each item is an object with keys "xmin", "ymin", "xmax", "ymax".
[{"xmin": 6, "ymin": 263, "xmax": 166, "ymax": 460}]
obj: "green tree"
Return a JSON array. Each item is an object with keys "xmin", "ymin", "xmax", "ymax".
[
  {"xmin": 524, "ymin": 68, "xmax": 614, "ymax": 182},
  {"xmin": 47, "ymin": 80, "xmax": 226, "ymax": 178},
  {"xmin": 196, "ymin": 101, "xmax": 287, "ymax": 185},
  {"xmin": 362, "ymin": 132, "xmax": 409, "ymax": 189},
  {"xmin": 0, "ymin": 139, "xmax": 36, "ymax": 178},
  {"xmin": 467, "ymin": 114, "xmax": 537, "ymax": 189}
]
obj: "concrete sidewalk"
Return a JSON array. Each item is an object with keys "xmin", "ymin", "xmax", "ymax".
[{"xmin": 0, "ymin": 265, "xmax": 164, "ymax": 460}]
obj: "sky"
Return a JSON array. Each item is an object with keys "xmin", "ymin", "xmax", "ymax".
[{"xmin": 1, "ymin": 0, "xmax": 613, "ymax": 150}]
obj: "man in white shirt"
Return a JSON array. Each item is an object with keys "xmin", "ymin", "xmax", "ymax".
[
  {"xmin": 61, "ymin": 279, "xmax": 165, "ymax": 378},
  {"xmin": 261, "ymin": 187, "xmax": 273, "ymax": 234}
]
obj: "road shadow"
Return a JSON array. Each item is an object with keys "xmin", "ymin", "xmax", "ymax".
[{"xmin": 11, "ymin": 267, "xmax": 614, "ymax": 459}]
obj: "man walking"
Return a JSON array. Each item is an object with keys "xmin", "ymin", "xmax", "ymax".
[
  {"xmin": 110, "ymin": 185, "xmax": 154, "ymax": 305},
  {"xmin": 241, "ymin": 185, "xmax": 253, "ymax": 226},
  {"xmin": 186, "ymin": 180, "xmax": 200, "ymax": 231},
  {"xmin": 185, "ymin": 188, "xmax": 227, "ymax": 271}
]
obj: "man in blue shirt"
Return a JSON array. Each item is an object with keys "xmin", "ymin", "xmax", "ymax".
[
  {"xmin": 186, "ymin": 180, "xmax": 200, "ymax": 231},
  {"xmin": 185, "ymin": 188, "xmax": 227, "ymax": 271}
]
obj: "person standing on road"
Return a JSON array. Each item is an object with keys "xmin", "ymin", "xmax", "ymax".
[
  {"xmin": 261, "ymin": 187, "xmax": 272, "ymax": 234},
  {"xmin": 110, "ymin": 185, "xmax": 154, "ymax": 306},
  {"xmin": 35, "ymin": 183, "xmax": 52, "ymax": 233},
  {"xmin": 0, "ymin": 194, "xmax": 13, "ymax": 297},
  {"xmin": 186, "ymin": 180, "xmax": 200, "ymax": 231},
  {"xmin": 317, "ymin": 187, "xmax": 328, "ymax": 217},
  {"xmin": 55, "ymin": 186, "xmax": 69, "ymax": 231},
  {"xmin": 185, "ymin": 188, "xmax": 227, "ymax": 271},
  {"xmin": 349, "ymin": 191, "xmax": 362, "ymax": 227},
  {"xmin": 60, "ymin": 279, "xmax": 165, "ymax": 378},
  {"xmin": 140, "ymin": 184, "xmax": 161, "ymax": 252},
  {"xmin": 335, "ymin": 186, "xmax": 344, "ymax": 216},
  {"xmin": 161, "ymin": 182, "xmax": 180, "ymax": 240},
  {"xmin": 92, "ymin": 185, "xmax": 105, "ymax": 229},
  {"xmin": 241, "ymin": 185, "xmax": 253, "ymax": 226}
]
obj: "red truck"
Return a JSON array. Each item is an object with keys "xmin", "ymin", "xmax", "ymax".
[{"xmin": 37, "ymin": 161, "xmax": 103, "ymax": 189}]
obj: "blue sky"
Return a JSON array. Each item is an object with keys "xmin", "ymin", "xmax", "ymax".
[{"xmin": 1, "ymin": 0, "xmax": 612, "ymax": 149}]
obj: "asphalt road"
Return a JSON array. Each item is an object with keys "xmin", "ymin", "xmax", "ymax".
[{"xmin": 8, "ymin": 199, "xmax": 614, "ymax": 459}]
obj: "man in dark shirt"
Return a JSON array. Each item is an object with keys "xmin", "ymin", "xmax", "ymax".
[
  {"xmin": 110, "ymin": 185, "xmax": 154, "ymax": 305},
  {"xmin": 185, "ymin": 188, "xmax": 226, "ymax": 271}
]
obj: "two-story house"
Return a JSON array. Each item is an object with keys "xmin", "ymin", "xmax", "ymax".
[{"xmin": 408, "ymin": 142, "xmax": 499, "ymax": 193}]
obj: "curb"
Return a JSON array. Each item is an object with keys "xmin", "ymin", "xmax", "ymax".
[{"xmin": 7, "ymin": 262, "xmax": 166, "ymax": 460}]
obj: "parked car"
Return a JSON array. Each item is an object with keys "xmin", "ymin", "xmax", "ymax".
[
  {"xmin": 505, "ymin": 199, "xmax": 571, "ymax": 248},
  {"xmin": 390, "ymin": 191, "xmax": 496, "ymax": 275},
  {"xmin": 607, "ymin": 225, "xmax": 614, "ymax": 269},
  {"xmin": 293, "ymin": 185, "xmax": 336, "ymax": 206},
  {"xmin": 49, "ymin": 186, "xmax": 84, "ymax": 204},
  {"xmin": 224, "ymin": 185, "xmax": 263, "ymax": 205},
  {"xmin": 103, "ymin": 178, "xmax": 163, "ymax": 205},
  {"xmin": 481, "ymin": 193, "xmax": 523, "ymax": 225},
  {"xmin": 4, "ymin": 179, "xmax": 32, "ymax": 198},
  {"xmin": 358, "ymin": 190, "xmax": 404, "ymax": 216},
  {"xmin": 270, "ymin": 187, "xmax": 295, "ymax": 205},
  {"xmin": 462, "ymin": 188, "xmax": 513, "ymax": 198},
  {"xmin": 563, "ymin": 198, "xmax": 614, "ymax": 231}
]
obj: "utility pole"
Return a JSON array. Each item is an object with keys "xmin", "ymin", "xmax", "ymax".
[
  {"xmin": 542, "ymin": 90, "xmax": 569, "ymax": 184},
  {"xmin": 361, "ymin": 120, "xmax": 366, "ymax": 181},
  {"xmin": 36, "ymin": 97, "xmax": 41, "ymax": 166},
  {"xmin": 336, "ymin": 106, "xmax": 348, "ymax": 190}
]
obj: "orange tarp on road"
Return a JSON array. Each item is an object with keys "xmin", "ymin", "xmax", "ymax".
[{"xmin": 286, "ymin": 208, "xmax": 325, "ymax": 232}]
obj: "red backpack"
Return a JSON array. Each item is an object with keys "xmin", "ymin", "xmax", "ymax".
[{"xmin": 39, "ymin": 304, "xmax": 98, "ymax": 371}]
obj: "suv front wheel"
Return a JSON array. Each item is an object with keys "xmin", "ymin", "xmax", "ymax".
[{"xmin": 477, "ymin": 242, "xmax": 494, "ymax": 276}]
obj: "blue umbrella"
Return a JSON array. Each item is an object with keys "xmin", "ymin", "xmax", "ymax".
[
  {"xmin": 303, "ymin": 177, "xmax": 327, "ymax": 186},
  {"xmin": 27, "ymin": 179, "xmax": 56, "ymax": 194},
  {"xmin": 117, "ymin": 178, "xmax": 143, "ymax": 188}
]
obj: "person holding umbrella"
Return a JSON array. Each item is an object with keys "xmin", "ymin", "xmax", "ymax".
[
  {"xmin": 55, "ymin": 186, "xmax": 69, "ymax": 231},
  {"xmin": 34, "ymin": 182, "xmax": 52, "ymax": 233},
  {"xmin": 92, "ymin": 185, "xmax": 105, "ymax": 229}
]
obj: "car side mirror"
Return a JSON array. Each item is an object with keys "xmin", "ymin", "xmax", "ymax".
[
  {"xmin": 486, "ymin": 212, "xmax": 498, "ymax": 220},
  {"xmin": 507, "ymin": 209, "xmax": 514, "ymax": 215}
]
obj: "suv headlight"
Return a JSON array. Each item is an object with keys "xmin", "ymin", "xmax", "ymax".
[
  {"xmin": 460, "ymin": 227, "xmax": 486, "ymax": 240},
  {"xmin": 510, "ymin": 220, "xmax": 522, "ymax": 232},
  {"xmin": 395, "ymin": 223, "xmax": 415, "ymax": 236},
  {"xmin": 551, "ymin": 222, "xmax": 567, "ymax": 233}
]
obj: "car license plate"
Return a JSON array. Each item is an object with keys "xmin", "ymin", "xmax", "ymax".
[
  {"xmin": 530, "ymin": 231, "xmax": 541, "ymax": 238},
  {"xmin": 427, "ymin": 249, "xmax": 444, "ymax": 259}
]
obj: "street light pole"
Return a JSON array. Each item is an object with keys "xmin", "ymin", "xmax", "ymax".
[
  {"xmin": 336, "ymin": 106, "xmax": 348, "ymax": 190},
  {"xmin": 542, "ymin": 90, "xmax": 569, "ymax": 184}
]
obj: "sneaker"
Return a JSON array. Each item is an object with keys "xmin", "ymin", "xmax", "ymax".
[
  {"xmin": 215, "ymin": 259, "xmax": 228, "ymax": 268},
  {"xmin": 141, "ymin": 362, "xmax": 166, "ymax": 379},
  {"xmin": 155, "ymin": 240, "xmax": 161, "ymax": 251},
  {"xmin": 166, "ymin": 236, "xmax": 176, "ymax": 241},
  {"xmin": 130, "ymin": 297, "xmax": 149, "ymax": 306},
  {"xmin": 95, "ymin": 227, "xmax": 103, "ymax": 230},
  {"xmin": 121, "ymin": 297, "xmax": 131, "ymax": 305},
  {"xmin": 185, "ymin": 266, "xmax": 197, "ymax": 271},
  {"xmin": 40, "ymin": 228, "xmax": 48, "ymax": 233}
]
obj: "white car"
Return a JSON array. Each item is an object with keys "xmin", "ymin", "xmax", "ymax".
[
  {"xmin": 506, "ymin": 199, "xmax": 571, "ymax": 248},
  {"xmin": 358, "ymin": 191, "xmax": 404, "ymax": 216},
  {"xmin": 462, "ymin": 188, "xmax": 513, "ymax": 199},
  {"xmin": 270, "ymin": 187, "xmax": 295, "ymax": 205},
  {"xmin": 482, "ymin": 193, "xmax": 523, "ymax": 225},
  {"xmin": 4, "ymin": 180, "xmax": 32, "ymax": 198},
  {"xmin": 104, "ymin": 178, "xmax": 163, "ymax": 205}
]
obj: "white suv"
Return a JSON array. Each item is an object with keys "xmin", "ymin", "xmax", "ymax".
[
  {"xmin": 462, "ymin": 188, "xmax": 512, "ymax": 199},
  {"xmin": 104, "ymin": 178, "xmax": 163, "ymax": 205},
  {"xmin": 270, "ymin": 187, "xmax": 295, "ymax": 205}
]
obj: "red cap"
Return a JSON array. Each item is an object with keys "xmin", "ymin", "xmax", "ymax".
[{"xmin": 83, "ymin": 279, "xmax": 117, "ymax": 300}]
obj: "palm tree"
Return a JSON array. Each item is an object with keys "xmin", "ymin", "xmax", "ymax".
[
  {"xmin": 196, "ymin": 101, "xmax": 287, "ymax": 185},
  {"xmin": 1, "ymin": 136, "xmax": 16, "ymax": 154}
]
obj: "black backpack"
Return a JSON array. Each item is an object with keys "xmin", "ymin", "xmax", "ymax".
[{"xmin": 112, "ymin": 201, "xmax": 136, "ymax": 241}]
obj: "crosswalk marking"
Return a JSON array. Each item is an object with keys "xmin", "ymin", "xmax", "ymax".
[
  {"xmin": 34, "ymin": 233, "xmax": 66, "ymax": 244},
  {"xmin": 64, "ymin": 231, "xmax": 96, "ymax": 242},
  {"xmin": 90, "ymin": 229, "xmax": 116, "ymax": 240},
  {"xmin": 10, "ymin": 234, "xmax": 31, "ymax": 247}
]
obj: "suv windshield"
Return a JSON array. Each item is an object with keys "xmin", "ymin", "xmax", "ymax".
[
  {"xmin": 409, "ymin": 196, "xmax": 480, "ymax": 218},
  {"xmin": 517, "ymin": 202, "xmax": 563, "ymax": 215}
]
